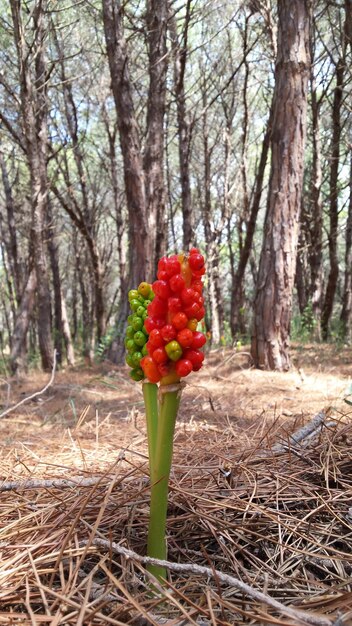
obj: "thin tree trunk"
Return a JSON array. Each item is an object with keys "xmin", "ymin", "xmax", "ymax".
[
  {"xmin": 61, "ymin": 290, "xmax": 75, "ymax": 366},
  {"xmin": 11, "ymin": 0, "xmax": 54, "ymax": 370},
  {"xmin": 201, "ymin": 95, "xmax": 223, "ymax": 345},
  {"xmin": 230, "ymin": 106, "xmax": 273, "ymax": 337},
  {"xmin": 10, "ymin": 268, "xmax": 37, "ymax": 374},
  {"xmin": 102, "ymin": 0, "xmax": 148, "ymax": 285},
  {"xmin": 144, "ymin": 0, "xmax": 168, "ymax": 272},
  {"xmin": 340, "ymin": 150, "xmax": 352, "ymax": 341},
  {"xmin": 46, "ymin": 201, "xmax": 63, "ymax": 366},
  {"xmin": 321, "ymin": 59, "xmax": 345, "ymax": 340},
  {"xmin": 169, "ymin": 1, "xmax": 194, "ymax": 250},
  {"xmin": 309, "ymin": 61, "xmax": 323, "ymax": 337},
  {"xmin": 251, "ymin": 0, "xmax": 310, "ymax": 371},
  {"xmin": 0, "ymin": 148, "xmax": 21, "ymax": 300}
]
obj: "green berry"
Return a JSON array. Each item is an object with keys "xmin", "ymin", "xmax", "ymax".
[
  {"xmin": 128, "ymin": 289, "xmax": 139, "ymax": 302},
  {"xmin": 126, "ymin": 354, "xmax": 135, "ymax": 368},
  {"xmin": 132, "ymin": 316, "xmax": 143, "ymax": 331},
  {"xmin": 136, "ymin": 306, "xmax": 145, "ymax": 317},
  {"xmin": 142, "ymin": 344, "xmax": 148, "ymax": 356},
  {"xmin": 142, "ymin": 324, "xmax": 148, "ymax": 336},
  {"xmin": 130, "ymin": 368, "xmax": 144, "ymax": 382},
  {"xmin": 127, "ymin": 314, "xmax": 134, "ymax": 325},
  {"xmin": 134, "ymin": 331, "xmax": 147, "ymax": 347},
  {"xmin": 126, "ymin": 339, "xmax": 137, "ymax": 353},
  {"xmin": 165, "ymin": 340, "xmax": 183, "ymax": 362},
  {"xmin": 130, "ymin": 299, "xmax": 140, "ymax": 312},
  {"xmin": 131, "ymin": 351, "xmax": 143, "ymax": 367},
  {"xmin": 138, "ymin": 282, "xmax": 151, "ymax": 298},
  {"xmin": 126, "ymin": 325, "xmax": 134, "ymax": 338}
]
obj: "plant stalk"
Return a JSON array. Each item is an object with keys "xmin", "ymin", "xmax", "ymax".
[
  {"xmin": 143, "ymin": 382, "xmax": 159, "ymax": 479},
  {"xmin": 147, "ymin": 385, "xmax": 182, "ymax": 581}
]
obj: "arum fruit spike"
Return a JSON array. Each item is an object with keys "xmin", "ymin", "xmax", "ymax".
[{"xmin": 125, "ymin": 249, "xmax": 206, "ymax": 584}]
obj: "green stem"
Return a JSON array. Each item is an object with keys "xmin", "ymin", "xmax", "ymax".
[
  {"xmin": 143, "ymin": 382, "xmax": 159, "ymax": 479},
  {"xmin": 147, "ymin": 386, "xmax": 182, "ymax": 582}
]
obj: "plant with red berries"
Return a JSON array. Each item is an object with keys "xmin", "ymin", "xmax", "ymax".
[{"xmin": 125, "ymin": 249, "xmax": 206, "ymax": 582}]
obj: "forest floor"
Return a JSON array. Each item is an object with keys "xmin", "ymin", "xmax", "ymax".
[{"xmin": 0, "ymin": 344, "xmax": 352, "ymax": 625}]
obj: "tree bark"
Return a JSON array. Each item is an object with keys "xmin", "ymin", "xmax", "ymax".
[
  {"xmin": 230, "ymin": 106, "xmax": 273, "ymax": 337},
  {"xmin": 46, "ymin": 201, "xmax": 63, "ymax": 367},
  {"xmin": 10, "ymin": 0, "xmax": 54, "ymax": 370},
  {"xmin": 308, "ymin": 55, "xmax": 324, "ymax": 336},
  {"xmin": 102, "ymin": 0, "xmax": 148, "ymax": 285},
  {"xmin": 144, "ymin": 0, "xmax": 168, "ymax": 272},
  {"xmin": 61, "ymin": 290, "xmax": 75, "ymax": 366},
  {"xmin": 251, "ymin": 0, "xmax": 310, "ymax": 371},
  {"xmin": 340, "ymin": 150, "xmax": 352, "ymax": 342},
  {"xmin": 0, "ymin": 148, "xmax": 21, "ymax": 301},
  {"xmin": 10, "ymin": 268, "xmax": 37, "ymax": 374},
  {"xmin": 169, "ymin": 0, "xmax": 194, "ymax": 250},
  {"xmin": 321, "ymin": 59, "xmax": 345, "ymax": 340}
]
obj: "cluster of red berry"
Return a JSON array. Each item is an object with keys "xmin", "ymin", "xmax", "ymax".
[{"xmin": 140, "ymin": 249, "xmax": 206, "ymax": 383}]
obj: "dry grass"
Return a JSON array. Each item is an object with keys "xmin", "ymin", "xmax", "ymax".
[{"xmin": 0, "ymin": 345, "xmax": 352, "ymax": 625}]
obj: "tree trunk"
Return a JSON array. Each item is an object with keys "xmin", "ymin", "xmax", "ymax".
[
  {"xmin": 144, "ymin": 0, "xmax": 168, "ymax": 273},
  {"xmin": 230, "ymin": 106, "xmax": 273, "ymax": 337},
  {"xmin": 340, "ymin": 150, "xmax": 352, "ymax": 341},
  {"xmin": 169, "ymin": 1, "xmax": 194, "ymax": 250},
  {"xmin": 308, "ymin": 58, "xmax": 324, "ymax": 337},
  {"xmin": 11, "ymin": 0, "xmax": 54, "ymax": 370},
  {"xmin": 251, "ymin": 0, "xmax": 310, "ymax": 371},
  {"xmin": 201, "ymin": 94, "xmax": 223, "ymax": 345},
  {"xmin": 102, "ymin": 0, "xmax": 148, "ymax": 285},
  {"xmin": 46, "ymin": 201, "xmax": 63, "ymax": 366},
  {"xmin": 10, "ymin": 268, "xmax": 37, "ymax": 374},
  {"xmin": 0, "ymin": 148, "xmax": 21, "ymax": 300},
  {"xmin": 61, "ymin": 290, "xmax": 75, "ymax": 366},
  {"xmin": 321, "ymin": 59, "xmax": 345, "ymax": 339}
]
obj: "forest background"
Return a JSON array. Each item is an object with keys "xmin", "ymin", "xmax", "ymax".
[{"xmin": 0, "ymin": 0, "xmax": 351, "ymax": 375}]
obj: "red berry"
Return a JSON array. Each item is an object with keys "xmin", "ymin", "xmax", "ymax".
[
  {"xmin": 146, "ymin": 340, "xmax": 155, "ymax": 355},
  {"xmin": 168, "ymin": 297, "xmax": 182, "ymax": 313},
  {"xmin": 158, "ymin": 362, "xmax": 170, "ymax": 377},
  {"xmin": 169, "ymin": 274, "xmax": 186, "ymax": 293},
  {"xmin": 177, "ymin": 328, "xmax": 194, "ymax": 348},
  {"xmin": 192, "ymin": 280, "xmax": 203, "ymax": 294},
  {"xmin": 152, "ymin": 280, "xmax": 171, "ymax": 300},
  {"xmin": 192, "ymin": 331, "xmax": 206, "ymax": 348},
  {"xmin": 184, "ymin": 302, "xmax": 201, "ymax": 318},
  {"xmin": 161, "ymin": 324, "xmax": 177, "ymax": 343},
  {"xmin": 154, "ymin": 318, "xmax": 166, "ymax": 329},
  {"xmin": 175, "ymin": 358, "xmax": 193, "ymax": 377},
  {"xmin": 144, "ymin": 317, "xmax": 156, "ymax": 333},
  {"xmin": 194, "ymin": 306, "xmax": 205, "ymax": 321},
  {"xmin": 158, "ymin": 257, "xmax": 168, "ymax": 272},
  {"xmin": 189, "ymin": 247, "xmax": 200, "ymax": 255},
  {"xmin": 140, "ymin": 356, "xmax": 161, "ymax": 383},
  {"xmin": 172, "ymin": 312, "xmax": 188, "ymax": 330},
  {"xmin": 149, "ymin": 329, "xmax": 164, "ymax": 348},
  {"xmin": 165, "ymin": 257, "xmax": 181, "ymax": 277},
  {"xmin": 184, "ymin": 349, "xmax": 204, "ymax": 370},
  {"xmin": 148, "ymin": 296, "xmax": 167, "ymax": 317},
  {"xmin": 157, "ymin": 270, "xmax": 169, "ymax": 281},
  {"xmin": 192, "ymin": 266, "xmax": 206, "ymax": 277},
  {"xmin": 152, "ymin": 347, "xmax": 168, "ymax": 364},
  {"xmin": 181, "ymin": 288, "xmax": 196, "ymax": 306},
  {"xmin": 189, "ymin": 253, "xmax": 204, "ymax": 271}
]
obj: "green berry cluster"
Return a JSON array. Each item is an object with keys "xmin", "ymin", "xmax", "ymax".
[{"xmin": 125, "ymin": 282, "xmax": 154, "ymax": 381}]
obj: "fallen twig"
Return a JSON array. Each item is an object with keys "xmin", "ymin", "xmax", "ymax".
[
  {"xmin": 0, "ymin": 475, "xmax": 110, "ymax": 492},
  {"xmin": 85, "ymin": 538, "xmax": 333, "ymax": 626},
  {"xmin": 0, "ymin": 350, "xmax": 57, "ymax": 419},
  {"xmin": 271, "ymin": 411, "xmax": 331, "ymax": 453}
]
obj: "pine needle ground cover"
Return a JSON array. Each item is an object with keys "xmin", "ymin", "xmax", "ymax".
[{"xmin": 0, "ymin": 345, "xmax": 352, "ymax": 625}]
